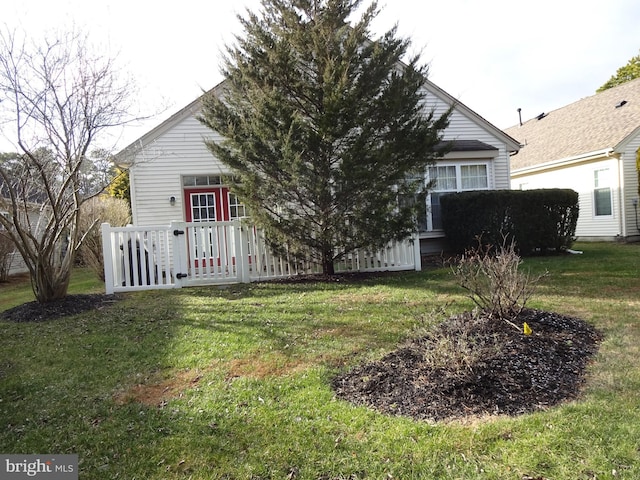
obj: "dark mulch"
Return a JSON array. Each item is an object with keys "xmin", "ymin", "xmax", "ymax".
[
  {"xmin": 1, "ymin": 294, "xmax": 121, "ymax": 323},
  {"xmin": 333, "ymin": 308, "xmax": 602, "ymax": 422},
  {"xmin": 2, "ymin": 279, "xmax": 601, "ymax": 425}
]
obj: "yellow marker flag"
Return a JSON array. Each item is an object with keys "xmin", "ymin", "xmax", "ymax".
[{"xmin": 523, "ymin": 322, "xmax": 532, "ymax": 335}]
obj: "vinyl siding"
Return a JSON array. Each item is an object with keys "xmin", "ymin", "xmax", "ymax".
[
  {"xmin": 511, "ymin": 157, "xmax": 622, "ymax": 239},
  {"xmin": 130, "ymin": 113, "xmax": 228, "ymax": 226},
  {"xmin": 5, "ymin": 210, "xmax": 50, "ymax": 275},
  {"xmin": 420, "ymin": 90, "xmax": 512, "ymax": 189},
  {"xmin": 620, "ymin": 132, "xmax": 640, "ymax": 238},
  {"xmin": 443, "ymin": 110, "xmax": 510, "ymax": 189},
  {"xmin": 130, "ymin": 85, "xmax": 516, "ymax": 232},
  {"xmin": 7, "ymin": 251, "xmax": 27, "ymax": 276}
]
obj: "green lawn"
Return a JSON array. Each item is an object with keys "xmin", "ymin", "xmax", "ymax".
[
  {"xmin": 0, "ymin": 268, "xmax": 105, "ymax": 311},
  {"xmin": 1, "ymin": 243, "xmax": 639, "ymax": 479}
]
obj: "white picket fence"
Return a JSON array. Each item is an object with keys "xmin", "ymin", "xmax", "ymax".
[{"xmin": 101, "ymin": 220, "xmax": 421, "ymax": 294}]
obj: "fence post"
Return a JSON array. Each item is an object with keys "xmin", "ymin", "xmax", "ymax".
[
  {"xmin": 171, "ymin": 221, "xmax": 188, "ymax": 288},
  {"xmin": 101, "ymin": 223, "xmax": 115, "ymax": 295},
  {"xmin": 412, "ymin": 233, "xmax": 422, "ymax": 272},
  {"xmin": 235, "ymin": 220, "xmax": 251, "ymax": 283}
]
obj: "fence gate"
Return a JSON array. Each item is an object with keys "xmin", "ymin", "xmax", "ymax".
[{"xmin": 102, "ymin": 220, "xmax": 421, "ymax": 294}]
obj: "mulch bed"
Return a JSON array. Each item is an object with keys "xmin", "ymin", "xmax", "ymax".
[
  {"xmin": 1, "ymin": 294, "xmax": 121, "ymax": 323},
  {"xmin": 1, "ymin": 285, "xmax": 602, "ymax": 423},
  {"xmin": 332, "ymin": 308, "xmax": 602, "ymax": 422}
]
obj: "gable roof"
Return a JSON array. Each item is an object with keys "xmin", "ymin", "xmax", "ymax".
[
  {"xmin": 115, "ymin": 81, "xmax": 227, "ymax": 165},
  {"xmin": 421, "ymin": 79, "xmax": 520, "ymax": 153},
  {"xmin": 117, "ymin": 77, "xmax": 520, "ymax": 164},
  {"xmin": 506, "ymin": 77, "xmax": 640, "ymax": 172}
]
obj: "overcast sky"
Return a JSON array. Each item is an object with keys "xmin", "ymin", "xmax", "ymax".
[{"xmin": 3, "ymin": 0, "xmax": 639, "ymax": 152}]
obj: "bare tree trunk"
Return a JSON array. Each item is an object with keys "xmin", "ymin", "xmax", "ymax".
[
  {"xmin": 33, "ymin": 261, "xmax": 72, "ymax": 302},
  {"xmin": 321, "ymin": 249, "xmax": 335, "ymax": 276}
]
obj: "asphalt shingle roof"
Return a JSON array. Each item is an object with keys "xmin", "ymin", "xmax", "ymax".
[{"xmin": 505, "ymin": 77, "xmax": 640, "ymax": 171}]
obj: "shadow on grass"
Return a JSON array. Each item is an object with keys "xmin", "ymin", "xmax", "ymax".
[
  {"xmin": 0, "ymin": 289, "xmax": 189, "ymax": 463},
  {"xmin": 2, "ymin": 243, "xmax": 640, "ymax": 478}
]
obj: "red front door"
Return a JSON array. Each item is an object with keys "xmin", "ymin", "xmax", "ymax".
[
  {"xmin": 184, "ymin": 187, "xmax": 230, "ymax": 223},
  {"xmin": 183, "ymin": 187, "xmax": 231, "ymax": 269}
]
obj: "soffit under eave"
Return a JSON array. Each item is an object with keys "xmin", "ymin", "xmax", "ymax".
[{"xmin": 510, "ymin": 149, "xmax": 619, "ymax": 177}]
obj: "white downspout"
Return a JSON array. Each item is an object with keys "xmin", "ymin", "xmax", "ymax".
[
  {"xmin": 617, "ymin": 154, "xmax": 625, "ymax": 238},
  {"xmin": 129, "ymin": 165, "xmax": 139, "ymax": 225}
]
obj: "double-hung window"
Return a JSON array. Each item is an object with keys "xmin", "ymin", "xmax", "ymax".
[
  {"xmin": 593, "ymin": 168, "xmax": 612, "ymax": 217},
  {"xmin": 425, "ymin": 163, "xmax": 489, "ymax": 231}
]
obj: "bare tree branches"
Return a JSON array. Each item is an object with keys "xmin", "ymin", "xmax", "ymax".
[
  {"xmin": 0, "ymin": 26, "xmax": 139, "ymax": 301},
  {"xmin": 451, "ymin": 238, "xmax": 547, "ymax": 328}
]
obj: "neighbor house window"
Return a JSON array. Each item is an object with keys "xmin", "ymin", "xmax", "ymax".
[
  {"xmin": 461, "ymin": 165, "xmax": 489, "ymax": 189},
  {"xmin": 425, "ymin": 163, "xmax": 489, "ymax": 230},
  {"xmin": 594, "ymin": 168, "xmax": 612, "ymax": 216}
]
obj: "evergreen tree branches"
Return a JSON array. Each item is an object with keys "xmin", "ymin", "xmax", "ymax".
[{"xmin": 199, "ymin": 0, "xmax": 450, "ymax": 274}]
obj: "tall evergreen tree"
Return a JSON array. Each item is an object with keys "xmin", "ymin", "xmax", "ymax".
[{"xmin": 199, "ymin": 0, "xmax": 450, "ymax": 274}]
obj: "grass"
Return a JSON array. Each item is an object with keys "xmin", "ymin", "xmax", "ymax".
[
  {"xmin": 0, "ymin": 268, "xmax": 105, "ymax": 311},
  {"xmin": 1, "ymin": 243, "xmax": 639, "ymax": 479}
]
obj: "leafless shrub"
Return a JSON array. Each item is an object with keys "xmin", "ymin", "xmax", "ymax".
[
  {"xmin": 420, "ymin": 328, "xmax": 483, "ymax": 374},
  {"xmin": 0, "ymin": 27, "xmax": 142, "ymax": 302},
  {"xmin": 451, "ymin": 238, "xmax": 546, "ymax": 328},
  {"xmin": 77, "ymin": 197, "xmax": 131, "ymax": 280},
  {"xmin": 409, "ymin": 312, "xmax": 502, "ymax": 379}
]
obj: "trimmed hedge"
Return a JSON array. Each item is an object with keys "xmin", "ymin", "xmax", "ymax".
[{"xmin": 440, "ymin": 189, "xmax": 579, "ymax": 254}]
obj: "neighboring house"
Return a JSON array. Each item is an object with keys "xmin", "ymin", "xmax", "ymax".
[
  {"xmin": 506, "ymin": 77, "xmax": 640, "ymax": 242},
  {"xmin": 118, "ymin": 79, "xmax": 520, "ymax": 255},
  {"xmin": 0, "ymin": 203, "xmax": 42, "ymax": 276}
]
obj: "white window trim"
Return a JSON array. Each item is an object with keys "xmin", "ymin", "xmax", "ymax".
[
  {"xmin": 425, "ymin": 161, "xmax": 492, "ymax": 231},
  {"xmin": 190, "ymin": 192, "xmax": 218, "ymax": 222},
  {"xmin": 593, "ymin": 168, "xmax": 614, "ymax": 218},
  {"xmin": 227, "ymin": 191, "xmax": 247, "ymax": 220}
]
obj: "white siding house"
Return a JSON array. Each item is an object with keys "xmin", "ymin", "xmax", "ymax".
[
  {"xmin": 0, "ymin": 204, "xmax": 46, "ymax": 276},
  {"xmin": 506, "ymin": 77, "xmax": 640, "ymax": 242},
  {"xmin": 118, "ymin": 79, "xmax": 520, "ymax": 255}
]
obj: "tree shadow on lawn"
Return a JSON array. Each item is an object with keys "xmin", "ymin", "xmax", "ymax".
[{"xmin": 1, "ymin": 274, "xmax": 603, "ymax": 425}]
